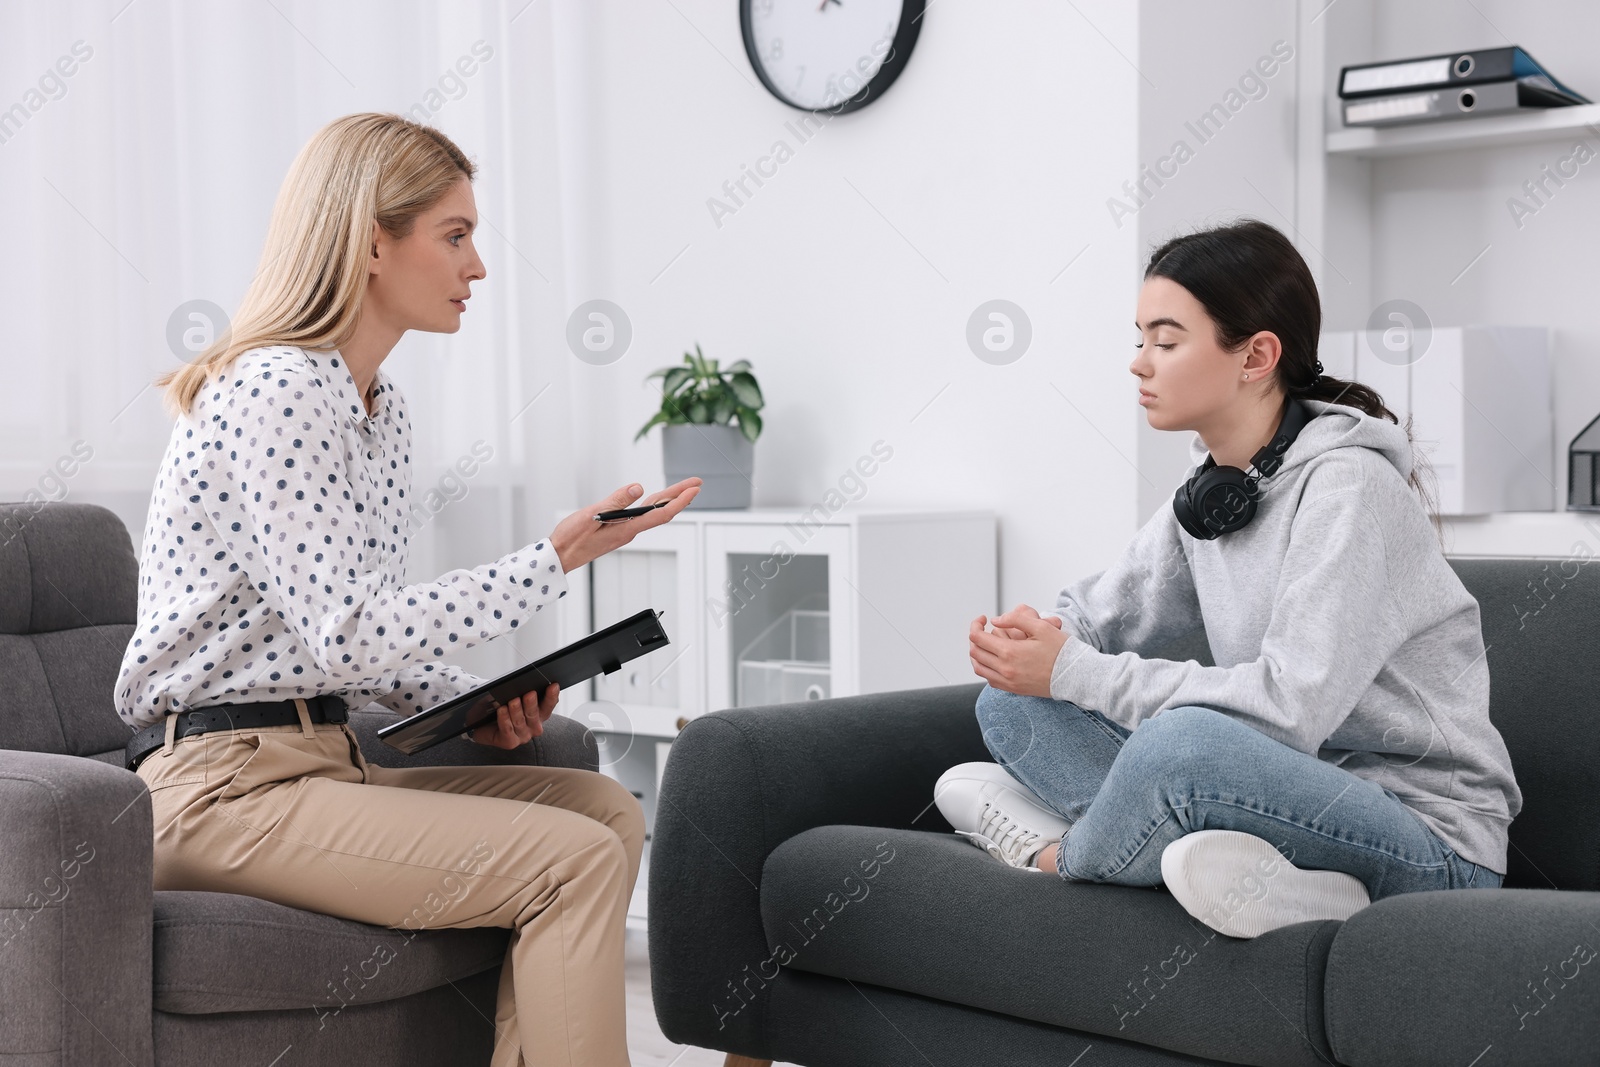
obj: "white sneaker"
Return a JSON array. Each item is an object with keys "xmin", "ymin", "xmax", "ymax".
[
  {"xmin": 934, "ymin": 762, "xmax": 1073, "ymax": 871},
  {"xmin": 1160, "ymin": 829, "xmax": 1371, "ymax": 938}
]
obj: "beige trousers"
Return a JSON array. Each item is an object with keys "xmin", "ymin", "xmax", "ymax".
[{"xmin": 135, "ymin": 701, "xmax": 644, "ymax": 1067}]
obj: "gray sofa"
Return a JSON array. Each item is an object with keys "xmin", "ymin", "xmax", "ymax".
[
  {"xmin": 0, "ymin": 502, "xmax": 599, "ymax": 1066},
  {"xmin": 651, "ymin": 553, "xmax": 1600, "ymax": 1066}
]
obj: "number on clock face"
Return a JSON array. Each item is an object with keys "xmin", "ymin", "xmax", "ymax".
[{"xmin": 745, "ymin": 0, "xmax": 904, "ymax": 111}]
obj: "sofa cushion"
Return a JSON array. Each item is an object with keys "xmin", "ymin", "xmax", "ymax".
[
  {"xmin": 0, "ymin": 502, "xmax": 137, "ymax": 634},
  {"xmin": 760, "ymin": 825, "xmax": 1339, "ymax": 1067},
  {"xmin": 1450, "ymin": 558, "xmax": 1600, "ymax": 892},
  {"xmin": 0, "ymin": 502, "xmax": 140, "ymax": 761},
  {"xmin": 152, "ymin": 890, "xmax": 508, "ymax": 1014},
  {"xmin": 0, "ymin": 625, "xmax": 139, "ymax": 759},
  {"xmin": 1324, "ymin": 887, "xmax": 1600, "ymax": 1067},
  {"xmin": 0, "ymin": 633, "xmax": 71, "ymax": 753},
  {"xmin": 765, "ymin": 969, "xmax": 1237, "ymax": 1067}
]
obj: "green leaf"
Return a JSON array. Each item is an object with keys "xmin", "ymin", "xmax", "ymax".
[
  {"xmin": 634, "ymin": 409, "xmax": 671, "ymax": 442},
  {"xmin": 661, "ymin": 366, "xmax": 694, "ymax": 398},
  {"xmin": 647, "ymin": 347, "xmax": 761, "ymax": 435},
  {"xmin": 656, "ymin": 386, "xmax": 691, "ymax": 422},
  {"xmin": 729, "ymin": 372, "xmax": 764, "ymax": 409}
]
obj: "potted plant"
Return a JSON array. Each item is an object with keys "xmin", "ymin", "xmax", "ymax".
[{"xmin": 635, "ymin": 344, "xmax": 764, "ymax": 509}]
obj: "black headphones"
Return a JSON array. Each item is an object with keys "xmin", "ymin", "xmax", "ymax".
[{"xmin": 1172, "ymin": 398, "xmax": 1315, "ymax": 540}]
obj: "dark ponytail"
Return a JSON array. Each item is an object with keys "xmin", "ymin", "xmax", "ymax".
[{"xmin": 1144, "ymin": 218, "xmax": 1442, "ymax": 548}]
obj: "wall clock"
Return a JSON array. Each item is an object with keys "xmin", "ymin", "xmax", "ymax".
[{"xmin": 739, "ymin": 0, "xmax": 924, "ymax": 114}]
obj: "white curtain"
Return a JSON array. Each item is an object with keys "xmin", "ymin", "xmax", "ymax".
[{"xmin": 0, "ymin": 0, "xmax": 595, "ymax": 676}]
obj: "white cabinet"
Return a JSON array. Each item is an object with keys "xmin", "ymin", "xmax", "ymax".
[
  {"xmin": 1318, "ymin": 326, "xmax": 1553, "ymax": 515},
  {"xmin": 582, "ymin": 521, "xmax": 701, "ymax": 739},
  {"xmin": 552, "ymin": 507, "xmax": 996, "ymax": 926}
]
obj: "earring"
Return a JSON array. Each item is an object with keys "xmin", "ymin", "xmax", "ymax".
[{"xmin": 1242, "ymin": 373, "xmax": 1249, "ymax": 380}]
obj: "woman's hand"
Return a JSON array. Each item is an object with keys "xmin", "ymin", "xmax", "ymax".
[
  {"xmin": 547, "ymin": 478, "xmax": 702, "ymax": 573},
  {"xmin": 969, "ymin": 608, "xmax": 1068, "ymax": 697},
  {"xmin": 469, "ymin": 683, "xmax": 559, "ymax": 748}
]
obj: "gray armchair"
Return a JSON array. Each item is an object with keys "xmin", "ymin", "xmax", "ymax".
[{"xmin": 0, "ymin": 502, "xmax": 599, "ymax": 1066}]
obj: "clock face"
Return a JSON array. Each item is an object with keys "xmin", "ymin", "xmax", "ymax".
[{"xmin": 741, "ymin": 0, "xmax": 918, "ymax": 113}]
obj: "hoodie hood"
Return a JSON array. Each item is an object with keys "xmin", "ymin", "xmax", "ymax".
[{"xmin": 1187, "ymin": 398, "xmax": 1413, "ymax": 484}]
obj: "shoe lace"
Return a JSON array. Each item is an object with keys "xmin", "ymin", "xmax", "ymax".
[{"xmin": 956, "ymin": 797, "xmax": 1048, "ymax": 868}]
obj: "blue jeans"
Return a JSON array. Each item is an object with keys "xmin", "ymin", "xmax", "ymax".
[{"xmin": 974, "ymin": 687, "xmax": 1502, "ymax": 899}]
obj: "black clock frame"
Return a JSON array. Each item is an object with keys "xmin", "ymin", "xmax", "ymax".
[{"xmin": 738, "ymin": 0, "xmax": 925, "ymax": 115}]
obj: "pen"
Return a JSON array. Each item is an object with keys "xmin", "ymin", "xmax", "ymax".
[{"xmin": 594, "ymin": 500, "xmax": 670, "ymax": 522}]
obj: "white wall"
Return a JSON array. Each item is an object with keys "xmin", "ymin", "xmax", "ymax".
[
  {"xmin": 551, "ymin": 0, "xmax": 1144, "ymax": 613},
  {"xmin": 0, "ymin": 0, "xmax": 1152, "ymax": 675},
  {"xmin": 1134, "ymin": 0, "xmax": 1301, "ymax": 523}
]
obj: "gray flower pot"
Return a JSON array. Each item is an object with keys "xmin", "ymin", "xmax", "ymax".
[{"xmin": 662, "ymin": 423, "xmax": 754, "ymax": 509}]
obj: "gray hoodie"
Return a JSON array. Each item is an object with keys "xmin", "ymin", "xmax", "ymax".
[{"xmin": 1045, "ymin": 398, "xmax": 1521, "ymax": 874}]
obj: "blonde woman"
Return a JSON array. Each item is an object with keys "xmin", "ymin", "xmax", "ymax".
[{"xmin": 117, "ymin": 113, "xmax": 698, "ymax": 1067}]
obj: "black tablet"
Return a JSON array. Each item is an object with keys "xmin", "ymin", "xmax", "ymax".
[{"xmin": 376, "ymin": 608, "xmax": 669, "ymax": 754}]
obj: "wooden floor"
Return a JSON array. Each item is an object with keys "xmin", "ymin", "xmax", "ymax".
[{"xmin": 626, "ymin": 928, "xmax": 796, "ymax": 1067}]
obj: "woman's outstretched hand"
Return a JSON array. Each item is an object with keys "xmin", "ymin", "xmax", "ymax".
[
  {"xmin": 548, "ymin": 478, "xmax": 702, "ymax": 574},
  {"xmin": 969, "ymin": 604, "xmax": 1067, "ymax": 697},
  {"xmin": 470, "ymin": 683, "xmax": 559, "ymax": 748}
]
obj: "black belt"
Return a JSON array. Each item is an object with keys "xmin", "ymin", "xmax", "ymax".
[{"xmin": 126, "ymin": 694, "xmax": 348, "ymax": 772}]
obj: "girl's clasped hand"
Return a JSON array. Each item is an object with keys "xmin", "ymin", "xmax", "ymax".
[{"xmin": 968, "ymin": 604, "xmax": 1069, "ymax": 698}]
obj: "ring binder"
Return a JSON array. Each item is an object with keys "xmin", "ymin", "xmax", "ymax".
[{"xmin": 1340, "ymin": 46, "xmax": 1589, "ymax": 103}]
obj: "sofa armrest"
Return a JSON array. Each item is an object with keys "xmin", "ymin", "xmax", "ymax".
[
  {"xmin": 348, "ymin": 706, "xmax": 598, "ymax": 772},
  {"xmin": 648, "ymin": 682, "xmax": 987, "ymax": 1055},
  {"xmin": 1325, "ymin": 887, "xmax": 1600, "ymax": 1067},
  {"xmin": 0, "ymin": 750, "xmax": 154, "ymax": 1067}
]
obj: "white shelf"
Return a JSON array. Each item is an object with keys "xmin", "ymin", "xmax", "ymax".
[
  {"xmin": 1441, "ymin": 511, "xmax": 1600, "ymax": 558},
  {"xmin": 1326, "ymin": 102, "xmax": 1600, "ymax": 159}
]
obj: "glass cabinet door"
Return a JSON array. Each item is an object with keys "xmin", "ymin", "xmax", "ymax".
[{"xmin": 702, "ymin": 523, "xmax": 853, "ymax": 713}]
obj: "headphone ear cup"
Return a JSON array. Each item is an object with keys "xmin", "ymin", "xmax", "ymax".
[
  {"xmin": 1172, "ymin": 479, "xmax": 1205, "ymax": 539},
  {"xmin": 1174, "ymin": 401, "xmax": 1314, "ymax": 540},
  {"xmin": 1176, "ymin": 467, "xmax": 1257, "ymax": 539}
]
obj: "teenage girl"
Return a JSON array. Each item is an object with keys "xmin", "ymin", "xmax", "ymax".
[{"xmin": 938, "ymin": 219, "xmax": 1521, "ymax": 938}]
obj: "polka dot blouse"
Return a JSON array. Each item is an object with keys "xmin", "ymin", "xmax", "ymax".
[{"xmin": 115, "ymin": 345, "xmax": 567, "ymax": 728}]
